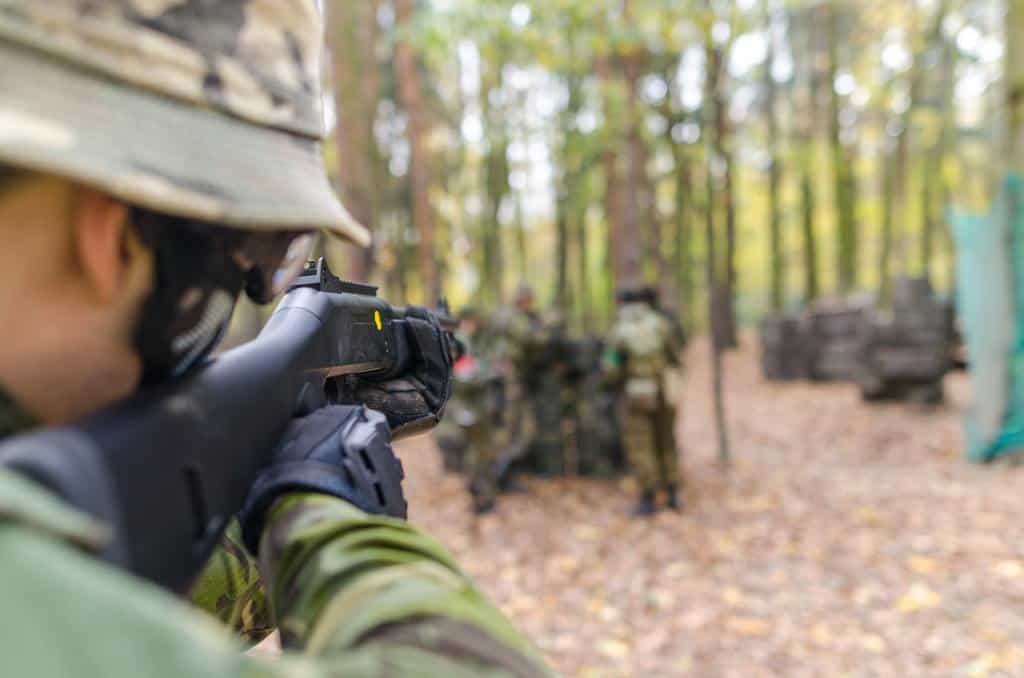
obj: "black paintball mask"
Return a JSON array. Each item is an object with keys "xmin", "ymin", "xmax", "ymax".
[{"xmin": 132, "ymin": 207, "xmax": 316, "ymax": 384}]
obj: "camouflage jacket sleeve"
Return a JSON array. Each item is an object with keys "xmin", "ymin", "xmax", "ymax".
[
  {"xmin": 190, "ymin": 520, "xmax": 274, "ymax": 645},
  {"xmin": 0, "ymin": 467, "xmax": 555, "ymax": 678},
  {"xmin": 259, "ymin": 493, "xmax": 554, "ymax": 677}
]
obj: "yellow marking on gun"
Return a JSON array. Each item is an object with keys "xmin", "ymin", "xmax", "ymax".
[{"xmin": 374, "ymin": 310, "xmax": 383, "ymax": 331}]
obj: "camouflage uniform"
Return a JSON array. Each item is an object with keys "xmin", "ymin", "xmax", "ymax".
[
  {"xmin": 489, "ymin": 306, "xmax": 538, "ymax": 473},
  {"xmin": 606, "ymin": 301, "xmax": 684, "ymax": 514},
  {"xmin": 493, "ymin": 306, "xmax": 565, "ymax": 476},
  {"xmin": 452, "ymin": 359, "xmax": 507, "ymax": 514},
  {"xmin": 1, "ymin": 390, "xmax": 554, "ymax": 676},
  {"xmin": 190, "ymin": 521, "xmax": 274, "ymax": 644},
  {"xmin": 566, "ymin": 339, "xmax": 626, "ymax": 478},
  {"xmin": 0, "ymin": 2, "xmax": 552, "ymax": 676}
]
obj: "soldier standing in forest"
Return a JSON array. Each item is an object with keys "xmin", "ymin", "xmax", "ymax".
[
  {"xmin": 605, "ymin": 285, "xmax": 686, "ymax": 516},
  {"xmin": 495, "ymin": 285, "xmax": 568, "ymax": 475},
  {"xmin": 0, "ymin": 2, "xmax": 552, "ymax": 676},
  {"xmin": 491, "ymin": 284, "xmax": 540, "ymax": 472},
  {"xmin": 440, "ymin": 307, "xmax": 508, "ymax": 514},
  {"xmin": 433, "ymin": 306, "xmax": 486, "ymax": 473}
]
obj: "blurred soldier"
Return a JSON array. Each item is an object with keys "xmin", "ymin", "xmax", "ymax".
[
  {"xmin": 567, "ymin": 337, "xmax": 627, "ymax": 478},
  {"xmin": 493, "ymin": 285, "xmax": 567, "ymax": 475},
  {"xmin": 605, "ymin": 285, "xmax": 686, "ymax": 516},
  {"xmin": 452, "ymin": 354, "xmax": 506, "ymax": 514},
  {"xmin": 490, "ymin": 285, "xmax": 539, "ymax": 473},
  {"xmin": 530, "ymin": 309, "xmax": 570, "ymax": 476},
  {"xmin": 433, "ymin": 306, "xmax": 485, "ymax": 473},
  {"xmin": 0, "ymin": 2, "xmax": 551, "ymax": 676}
]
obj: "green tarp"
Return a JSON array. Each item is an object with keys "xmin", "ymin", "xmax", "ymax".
[{"xmin": 952, "ymin": 173, "xmax": 1024, "ymax": 461}]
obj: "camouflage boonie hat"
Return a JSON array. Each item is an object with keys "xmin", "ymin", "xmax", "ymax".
[{"xmin": 0, "ymin": 0, "xmax": 369, "ymax": 245}]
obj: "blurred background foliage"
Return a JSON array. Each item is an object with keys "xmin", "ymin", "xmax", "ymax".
[{"xmin": 301, "ymin": 0, "xmax": 1010, "ymax": 336}]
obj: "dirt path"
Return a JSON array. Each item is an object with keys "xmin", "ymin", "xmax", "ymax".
[{"xmin": 398, "ymin": 339, "xmax": 1024, "ymax": 677}]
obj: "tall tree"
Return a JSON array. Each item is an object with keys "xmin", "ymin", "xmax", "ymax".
[
  {"xmin": 764, "ymin": 0, "xmax": 784, "ymax": 310},
  {"xmin": 1011, "ymin": 0, "xmax": 1024, "ymax": 171},
  {"xmin": 597, "ymin": 53, "xmax": 639, "ymax": 289},
  {"xmin": 793, "ymin": 4, "xmax": 821, "ymax": 303},
  {"xmin": 827, "ymin": 2, "xmax": 858, "ymax": 294},
  {"xmin": 394, "ymin": 0, "xmax": 440, "ymax": 302},
  {"xmin": 328, "ymin": 0, "xmax": 380, "ymax": 282},
  {"xmin": 702, "ymin": 7, "xmax": 732, "ymax": 467},
  {"xmin": 705, "ymin": 18, "xmax": 739, "ymax": 347},
  {"xmin": 920, "ymin": 0, "xmax": 954, "ymax": 280},
  {"xmin": 480, "ymin": 46, "xmax": 510, "ymax": 306}
]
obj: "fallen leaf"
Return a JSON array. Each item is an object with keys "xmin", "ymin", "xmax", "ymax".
[
  {"xmin": 908, "ymin": 556, "xmax": 939, "ymax": 575},
  {"xmin": 598, "ymin": 639, "xmax": 630, "ymax": 659},
  {"xmin": 897, "ymin": 584, "xmax": 942, "ymax": 613},
  {"xmin": 861, "ymin": 634, "xmax": 887, "ymax": 653},
  {"xmin": 727, "ymin": 617, "xmax": 771, "ymax": 637},
  {"xmin": 993, "ymin": 560, "xmax": 1024, "ymax": 579},
  {"xmin": 722, "ymin": 587, "xmax": 744, "ymax": 605}
]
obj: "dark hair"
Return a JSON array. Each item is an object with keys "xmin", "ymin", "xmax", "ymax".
[{"xmin": 617, "ymin": 285, "xmax": 659, "ymax": 307}]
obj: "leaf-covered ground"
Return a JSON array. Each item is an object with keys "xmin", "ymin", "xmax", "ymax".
[{"xmin": 398, "ymin": 339, "xmax": 1024, "ymax": 677}]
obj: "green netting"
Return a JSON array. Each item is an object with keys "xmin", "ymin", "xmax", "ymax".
[{"xmin": 952, "ymin": 173, "xmax": 1024, "ymax": 462}]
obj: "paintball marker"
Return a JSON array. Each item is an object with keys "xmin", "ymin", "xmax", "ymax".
[{"xmin": 0, "ymin": 258, "xmax": 455, "ymax": 593}]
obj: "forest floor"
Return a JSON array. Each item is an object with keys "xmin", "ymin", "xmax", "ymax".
[{"xmin": 397, "ymin": 337, "xmax": 1024, "ymax": 678}]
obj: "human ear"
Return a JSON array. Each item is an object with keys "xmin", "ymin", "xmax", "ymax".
[{"xmin": 71, "ymin": 186, "xmax": 130, "ymax": 304}]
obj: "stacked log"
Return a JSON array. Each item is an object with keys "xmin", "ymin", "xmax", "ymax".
[
  {"xmin": 759, "ymin": 312, "xmax": 810, "ymax": 381},
  {"xmin": 855, "ymin": 278, "xmax": 952, "ymax": 403}
]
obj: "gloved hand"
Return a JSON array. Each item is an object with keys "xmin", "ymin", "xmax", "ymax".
[
  {"xmin": 352, "ymin": 306, "xmax": 455, "ymax": 440},
  {"xmin": 238, "ymin": 405, "xmax": 407, "ymax": 552}
]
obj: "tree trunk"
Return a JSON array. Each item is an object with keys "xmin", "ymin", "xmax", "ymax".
[
  {"xmin": 710, "ymin": 41, "xmax": 739, "ymax": 347},
  {"xmin": 597, "ymin": 54, "xmax": 637, "ymax": 290},
  {"xmin": 828, "ymin": 4, "xmax": 858, "ymax": 294},
  {"xmin": 576, "ymin": 201, "xmax": 592, "ymax": 331},
  {"xmin": 796, "ymin": 7, "xmax": 822, "ymax": 305},
  {"xmin": 701, "ymin": 6, "xmax": 732, "ymax": 467},
  {"xmin": 622, "ymin": 49, "xmax": 652, "ymax": 287},
  {"xmin": 1011, "ymin": 0, "xmax": 1024, "ymax": 171},
  {"xmin": 920, "ymin": 0, "xmax": 953, "ymax": 282},
  {"xmin": 556, "ymin": 67, "xmax": 585, "ymax": 310},
  {"xmin": 481, "ymin": 60, "xmax": 509, "ymax": 306},
  {"xmin": 328, "ymin": 0, "xmax": 379, "ymax": 282},
  {"xmin": 879, "ymin": 130, "xmax": 897, "ymax": 301},
  {"xmin": 800, "ymin": 158, "xmax": 820, "ymax": 303},
  {"xmin": 706, "ymin": 106, "xmax": 731, "ymax": 469},
  {"xmin": 765, "ymin": 5, "xmax": 784, "ymax": 311},
  {"xmin": 393, "ymin": 0, "xmax": 439, "ymax": 303},
  {"xmin": 672, "ymin": 142, "xmax": 694, "ymax": 329}
]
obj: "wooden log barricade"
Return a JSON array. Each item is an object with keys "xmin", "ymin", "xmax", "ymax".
[{"xmin": 759, "ymin": 278, "xmax": 955, "ymax": 404}]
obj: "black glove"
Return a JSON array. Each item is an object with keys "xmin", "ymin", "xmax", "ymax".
[
  {"xmin": 238, "ymin": 405, "xmax": 407, "ymax": 552},
  {"xmin": 353, "ymin": 306, "xmax": 454, "ymax": 440}
]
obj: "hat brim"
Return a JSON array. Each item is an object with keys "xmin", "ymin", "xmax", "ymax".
[{"xmin": 0, "ymin": 41, "xmax": 370, "ymax": 247}]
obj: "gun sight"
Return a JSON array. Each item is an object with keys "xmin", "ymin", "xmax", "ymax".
[{"xmin": 292, "ymin": 258, "xmax": 378, "ymax": 297}]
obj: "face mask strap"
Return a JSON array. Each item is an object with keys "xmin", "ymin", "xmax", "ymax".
[{"xmin": 132, "ymin": 209, "xmax": 245, "ymax": 384}]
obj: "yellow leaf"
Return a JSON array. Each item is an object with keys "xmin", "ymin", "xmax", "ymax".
[
  {"xmin": 727, "ymin": 617, "xmax": 771, "ymax": 637},
  {"xmin": 993, "ymin": 560, "xmax": 1024, "ymax": 579},
  {"xmin": 861, "ymin": 634, "xmax": 887, "ymax": 653},
  {"xmin": 811, "ymin": 623, "xmax": 833, "ymax": 647},
  {"xmin": 856, "ymin": 506, "xmax": 882, "ymax": 525},
  {"xmin": 598, "ymin": 639, "xmax": 630, "ymax": 659},
  {"xmin": 896, "ymin": 584, "xmax": 942, "ymax": 613},
  {"xmin": 722, "ymin": 587, "xmax": 744, "ymax": 605},
  {"xmin": 908, "ymin": 556, "xmax": 939, "ymax": 575}
]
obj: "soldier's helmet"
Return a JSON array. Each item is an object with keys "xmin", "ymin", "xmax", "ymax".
[
  {"xmin": 616, "ymin": 284, "xmax": 659, "ymax": 307},
  {"xmin": 0, "ymin": 0, "xmax": 367, "ymax": 245},
  {"xmin": 514, "ymin": 283, "xmax": 535, "ymax": 307}
]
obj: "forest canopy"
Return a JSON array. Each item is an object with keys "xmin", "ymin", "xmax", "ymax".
[{"xmin": 325, "ymin": 0, "xmax": 1006, "ymax": 333}]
